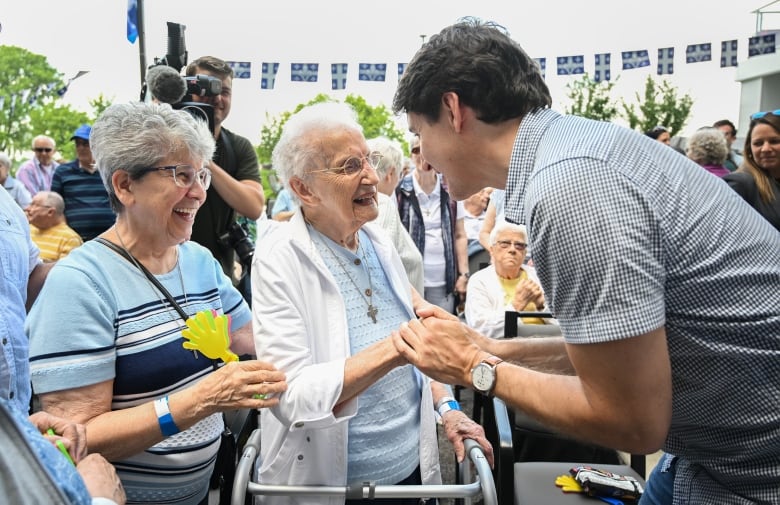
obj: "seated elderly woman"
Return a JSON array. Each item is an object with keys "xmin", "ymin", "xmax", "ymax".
[
  {"xmin": 686, "ymin": 127, "xmax": 731, "ymax": 177},
  {"xmin": 26, "ymin": 101, "xmax": 286, "ymax": 505},
  {"xmin": 465, "ymin": 221, "xmax": 556, "ymax": 339},
  {"xmin": 252, "ymin": 102, "xmax": 491, "ymax": 505}
]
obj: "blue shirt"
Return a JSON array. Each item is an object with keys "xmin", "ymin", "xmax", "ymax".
[
  {"xmin": 50, "ymin": 161, "xmax": 115, "ymax": 241},
  {"xmin": 270, "ymin": 188, "xmax": 297, "ymax": 217},
  {"xmin": 0, "ymin": 187, "xmax": 38, "ymax": 411},
  {"xmin": 505, "ymin": 109, "xmax": 780, "ymax": 504}
]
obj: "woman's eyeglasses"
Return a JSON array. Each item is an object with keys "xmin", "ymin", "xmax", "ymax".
[
  {"xmin": 751, "ymin": 109, "xmax": 780, "ymax": 120},
  {"xmin": 495, "ymin": 240, "xmax": 527, "ymax": 251},
  {"xmin": 137, "ymin": 164, "xmax": 212, "ymax": 190},
  {"xmin": 310, "ymin": 152, "xmax": 383, "ymax": 177}
]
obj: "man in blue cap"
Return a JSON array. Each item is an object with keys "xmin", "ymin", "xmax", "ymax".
[{"xmin": 51, "ymin": 124, "xmax": 115, "ymax": 241}]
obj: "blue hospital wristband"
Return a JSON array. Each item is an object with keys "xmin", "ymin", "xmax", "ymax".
[
  {"xmin": 154, "ymin": 396, "xmax": 180, "ymax": 437},
  {"xmin": 436, "ymin": 397, "xmax": 461, "ymax": 417}
]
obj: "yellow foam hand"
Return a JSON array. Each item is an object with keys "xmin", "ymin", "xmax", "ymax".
[
  {"xmin": 555, "ymin": 474, "xmax": 583, "ymax": 493},
  {"xmin": 181, "ymin": 309, "xmax": 239, "ymax": 363}
]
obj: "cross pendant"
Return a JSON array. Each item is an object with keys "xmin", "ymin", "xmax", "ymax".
[{"xmin": 367, "ymin": 304, "xmax": 378, "ymax": 323}]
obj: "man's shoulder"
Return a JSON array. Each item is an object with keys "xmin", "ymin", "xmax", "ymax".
[
  {"xmin": 221, "ymin": 127, "xmax": 252, "ymax": 147},
  {"xmin": 53, "ymin": 160, "xmax": 79, "ymax": 173}
]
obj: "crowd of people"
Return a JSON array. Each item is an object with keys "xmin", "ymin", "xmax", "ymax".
[{"xmin": 1, "ymin": 25, "xmax": 778, "ymax": 505}]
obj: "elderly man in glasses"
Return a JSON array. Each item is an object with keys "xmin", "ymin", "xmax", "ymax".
[
  {"xmin": 464, "ymin": 221, "xmax": 556, "ymax": 339},
  {"xmin": 16, "ymin": 134, "xmax": 59, "ymax": 195},
  {"xmin": 50, "ymin": 124, "xmax": 115, "ymax": 241}
]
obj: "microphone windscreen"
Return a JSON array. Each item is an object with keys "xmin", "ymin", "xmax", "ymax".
[{"xmin": 146, "ymin": 65, "xmax": 187, "ymax": 104}]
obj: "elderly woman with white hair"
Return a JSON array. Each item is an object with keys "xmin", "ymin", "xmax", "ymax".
[
  {"xmin": 26, "ymin": 101, "xmax": 286, "ymax": 505},
  {"xmin": 252, "ymin": 101, "xmax": 491, "ymax": 505},
  {"xmin": 465, "ymin": 221, "xmax": 556, "ymax": 339},
  {"xmin": 686, "ymin": 127, "xmax": 731, "ymax": 178}
]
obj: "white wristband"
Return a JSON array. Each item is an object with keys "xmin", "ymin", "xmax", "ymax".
[{"xmin": 437, "ymin": 399, "xmax": 461, "ymax": 417}]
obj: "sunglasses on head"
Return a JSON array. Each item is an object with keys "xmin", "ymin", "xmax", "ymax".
[
  {"xmin": 751, "ymin": 109, "xmax": 780, "ymax": 120},
  {"xmin": 34, "ymin": 147, "xmax": 53, "ymax": 153}
]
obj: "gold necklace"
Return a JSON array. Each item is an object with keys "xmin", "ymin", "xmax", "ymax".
[{"xmin": 313, "ymin": 229, "xmax": 378, "ymax": 324}]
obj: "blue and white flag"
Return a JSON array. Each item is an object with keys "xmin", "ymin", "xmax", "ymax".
[
  {"xmin": 594, "ymin": 53, "xmax": 611, "ymax": 82},
  {"xmin": 686, "ymin": 43, "xmax": 712, "ymax": 63},
  {"xmin": 358, "ymin": 63, "xmax": 386, "ymax": 81},
  {"xmin": 720, "ymin": 40, "xmax": 738, "ymax": 68},
  {"xmin": 261, "ymin": 62, "xmax": 279, "ymax": 89},
  {"xmin": 398, "ymin": 63, "xmax": 407, "ymax": 79},
  {"xmin": 228, "ymin": 61, "xmax": 251, "ymax": 79},
  {"xmin": 621, "ymin": 50, "xmax": 650, "ymax": 70},
  {"xmin": 291, "ymin": 63, "xmax": 319, "ymax": 82},
  {"xmin": 556, "ymin": 55, "xmax": 584, "ymax": 75},
  {"xmin": 748, "ymin": 34, "xmax": 776, "ymax": 57},
  {"xmin": 127, "ymin": 0, "xmax": 138, "ymax": 44},
  {"xmin": 331, "ymin": 63, "xmax": 348, "ymax": 90},
  {"xmin": 657, "ymin": 48, "xmax": 674, "ymax": 75},
  {"xmin": 534, "ymin": 58, "xmax": 546, "ymax": 79}
]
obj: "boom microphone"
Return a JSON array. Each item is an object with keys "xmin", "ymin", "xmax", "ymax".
[{"xmin": 146, "ymin": 65, "xmax": 187, "ymax": 105}]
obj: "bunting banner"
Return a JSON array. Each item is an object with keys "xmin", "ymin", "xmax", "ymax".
[
  {"xmin": 721, "ymin": 40, "xmax": 738, "ymax": 68},
  {"xmin": 358, "ymin": 63, "xmax": 387, "ymax": 81},
  {"xmin": 657, "ymin": 47, "xmax": 674, "ymax": 75},
  {"xmin": 557, "ymin": 55, "xmax": 584, "ymax": 75},
  {"xmin": 127, "ymin": 0, "xmax": 138, "ymax": 44},
  {"xmin": 749, "ymin": 34, "xmax": 776, "ymax": 56},
  {"xmin": 534, "ymin": 58, "xmax": 546, "ymax": 79},
  {"xmin": 332, "ymin": 63, "xmax": 348, "ymax": 90},
  {"xmin": 261, "ymin": 62, "xmax": 279, "ymax": 90},
  {"xmin": 622, "ymin": 50, "xmax": 650, "ymax": 70},
  {"xmin": 594, "ymin": 53, "xmax": 611, "ymax": 82},
  {"xmin": 228, "ymin": 62, "xmax": 251, "ymax": 79},
  {"xmin": 290, "ymin": 63, "xmax": 319, "ymax": 82},
  {"xmin": 686, "ymin": 43, "xmax": 712, "ymax": 63}
]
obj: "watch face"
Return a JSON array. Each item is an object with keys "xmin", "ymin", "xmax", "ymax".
[{"xmin": 472, "ymin": 363, "xmax": 495, "ymax": 393}]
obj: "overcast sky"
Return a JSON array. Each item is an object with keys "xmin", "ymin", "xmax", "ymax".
[{"xmin": 1, "ymin": 0, "xmax": 773, "ymax": 140}]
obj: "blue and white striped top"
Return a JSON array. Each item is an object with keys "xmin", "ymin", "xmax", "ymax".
[{"xmin": 27, "ymin": 240, "xmax": 251, "ymax": 505}]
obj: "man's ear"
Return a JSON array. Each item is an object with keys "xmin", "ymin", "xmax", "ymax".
[
  {"xmin": 289, "ymin": 176, "xmax": 318, "ymax": 206},
  {"xmin": 441, "ymin": 91, "xmax": 465, "ymax": 133}
]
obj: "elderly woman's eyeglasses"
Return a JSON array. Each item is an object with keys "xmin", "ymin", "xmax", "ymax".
[
  {"xmin": 751, "ymin": 109, "xmax": 780, "ymax": 120},
  {"xmin": 137, "ymin": 164, "xmax": 212, "ymax": 190},
  {"xmin": 311, "ymin": 152, "xmax": 383, "ymax": 177},
  {"xmin": 495, "ymin": 240, "xmax": 527, "ymax": 251}
]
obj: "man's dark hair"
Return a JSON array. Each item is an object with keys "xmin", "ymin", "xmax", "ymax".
[
  {"xmin": 712, "ymin": 119, "xmax": 737, "ymax": 136},
  {"xmin": 393, "ymin": 17, "xmax": 551, "ymax": 124},
  {"xmin": 185, "ymin": 55, "xmax": 233, "ymax": 79}
]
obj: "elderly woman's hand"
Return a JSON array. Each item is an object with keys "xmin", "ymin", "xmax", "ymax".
[
  {"xmin": 441, "ymin": 409, "xmax": 494, "ymax": 467},
  {"xmin": 30, "ymin": 410, "xmax": 89, "ymax": 463},
  {"xmin": 196, "ymin": 360, "xmax": 287, "ymax": 413},
  {"xmin": 513, "ymin": 279, "xmax": 543, "ymax": 311}
]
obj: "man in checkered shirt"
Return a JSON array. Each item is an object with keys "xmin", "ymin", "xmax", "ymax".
[{"xmin": 392, "ymin": 18, "xmax": 779, "ymax": 505}]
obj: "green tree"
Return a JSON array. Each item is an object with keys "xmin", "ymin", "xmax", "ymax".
[
  {"xmin": 0, "ymin": 45, "xmax": 67, "ymax": 159},
  {"xmin": 27, "ymin": 102, "xmax": 90, "ymax": 162},
  {"xmin": 621, "ymin": 76, "xmax": 694, "ymax": 136},
  {"xmin": 563, "ymin": 74, "xmax": 620, "ymax": 122}
]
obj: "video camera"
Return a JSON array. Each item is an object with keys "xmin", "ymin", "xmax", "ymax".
[
  {"xmin": 218, "ymin": 221, "xmax": 255, "ymax": 270},
  {"xmin": 141, "ymin": 22, "xmax": 221, "ymax": 134}
]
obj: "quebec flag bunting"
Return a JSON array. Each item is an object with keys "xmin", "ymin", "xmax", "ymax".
[
  {"xmin": 398, "ymin": 63, "xmax": 407, "ymax": 78},
  {"xmin": 721, "ymin": 40, "xmax": 738, "ymax": 68},
  {"xmin": 657, "ymin": 48, "xmax": 674, "ymax": 75},
  {"xmin": 534, "ymin": 58, "xmax": 546, "ymax": 79},
  {"xmin": 261, "ymin": 62, "xmax": 279, "ymax": 90},
  {"xmin": 748, "ymin": 34, "xmax": 776, "ymax": 57},
  {"xmin": 332, "ymin": 63, "xmax": 348, "ymax": 90},
  {"xmin": 594, "ymin": 53, "xmax": 611, "ymax": 82},
  {"xmin": 556, "ymin": 55, "xmax": 584, "ymax": 75},
  {"xmin": 686, "ymin": 43, "xmax": 712, "ymax": 63},
  {"xmin": 358, "ymin": 63, "xmax": 387, "ymax": 81},
  {"xmin": 621, "ymin": 50, "xmax": 650, "ymax": 70},
  {"xmin": 291, "ymin": 63, "xmax": 319, "ymax": 82},
  {"xmin": 228, "ymin": 62, "xmax": 251, "ymax": 79}
]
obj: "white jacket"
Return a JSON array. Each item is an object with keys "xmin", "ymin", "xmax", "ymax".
[
  {"xmin": 251, "ymin": 211, "xmax": 441, "ymax": 505},
  {"xmin": 465, "ymin": 264, "xmax": 555, "ymax": 339}
]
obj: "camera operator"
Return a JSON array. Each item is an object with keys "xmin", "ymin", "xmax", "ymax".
[{"xmin": 184, "ymin": 55, "xmax": 264, "ymax": 284}]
